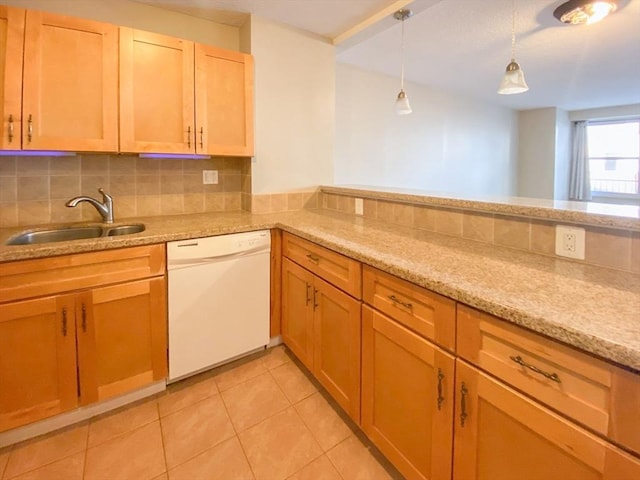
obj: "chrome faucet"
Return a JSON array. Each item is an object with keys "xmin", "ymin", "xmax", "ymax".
[{"xmin": 66, "ymin": 188, "xmax": 114, "ymax": 224}]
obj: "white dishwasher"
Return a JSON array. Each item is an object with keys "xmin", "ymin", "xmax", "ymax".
[{"xmin": 167, "ymin": 230, "xmax": 270, "ymax": 382}]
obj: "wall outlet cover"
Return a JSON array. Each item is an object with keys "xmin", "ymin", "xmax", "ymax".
[
  {"xmin": 355, "ymin": 198, "xmax": 364, "ymax": 215},
  {"xmin": 202, "ymin": 170, "xmax": 218, "ymax": 185},
  {"xmin": 555, "ymin": 225, "xmax": 586, "ymax": 260}
]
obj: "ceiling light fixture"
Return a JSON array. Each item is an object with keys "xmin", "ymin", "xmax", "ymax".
[
  {"xmin": 498, "ymin": 0, "xmax": 529, "ymax": 95},
  {"xmin": 394, "ymin": 9, "xmax": 413, "ymax": 115},
  {"xmin": 553, "ymin": 0, "xmax": 618, "ymax": 25}
]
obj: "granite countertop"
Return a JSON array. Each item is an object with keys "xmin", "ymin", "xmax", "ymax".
[{"xmin": 1, "ymin": 209, "xmax": 638, "ymax": 372}]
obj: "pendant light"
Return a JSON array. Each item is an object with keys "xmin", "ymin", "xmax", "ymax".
[
  {"xmin": 498, "ymin": 0, "xmax": 529, "ymax": 95},
  {"xmin": 553, "ymin": 0, "xmax": 618, "ymax": 25},
  {"xmin": 394, "ymin": 9, "xmax": 413, "ymax": 115}
]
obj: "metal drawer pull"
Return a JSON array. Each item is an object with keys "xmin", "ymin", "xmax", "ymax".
[
  {"xmin": 437, "ymin": 368, "xmax": 445, "ymax": 411},
  {"xmin": 510, "ymin": 355, "xmax": 561, "ymax": 383},
  {"xmin": 187, "ymin": 126, "xmax": 191, "ymax": 148},
  {"xmin": 313, "ymin": 288, "xmax": 319, "ymax": 310},
  {"xmin": 199, "ymin": 127, "xmax": 204, "ymax": 149},
  {"xmin": 8, "ymin": 114, "xmax": 14, "ymax": 142},
  {"xmin": 27, "ymin": 114, "xmax": 33, "ymax": 142},
  {"xmin": 460, "ymin": 382, "xmax": 468, "ymax": 427},
  {"xmin": 306, "ymin": 253, "xmax": 320, "ymax": 263},
  {"xmin": 305, "ymin": 282, "xmax": 311, "ymax": 306},
  {"xmin": 61, "ymin": 307, "xmax": 68, "ymax": 336},
  {"xmin": 81, "ymin": 304, "xmax": 87, "ymax": 332},
  {"xmin": 388, "ymin": 294, "xmax": 412, "ymax": 309}
]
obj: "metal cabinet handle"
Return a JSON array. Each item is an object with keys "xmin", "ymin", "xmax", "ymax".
[
  {"xmin": 81, "ymin": 303, "xmax": 87, "ymax": 332},
  {"xmin": 199, "ymin": 127, "xmax": 204, "ymax": 149},
  {"xmin": 61, "ymin": 307, "xmax": 68, "ymax": 336},
  {"xmin": 510, "ymin": 355, "xmax": 561, "ymax": 383},
  {"xmin": 437, "ymin": 368, "xmax": 445, "ymax": 411},
  {"xmin": 187, "ymin": 126, "xmax": 191, "ymax": 148},
  {"xmin": 306, "ymin": 253, "xmax": 320, "ymax": 263},
  {"xmin": 388, "ymin": 294, "xmax": 412, "ymax": 310},
  {"xmin": 313, "ymin": 288, "xmax": 319, "ymax": 310},
  {"xmin": 460, "ymin": 382, "xmax": 468, "ymax": 427},
  {"xmin": 27, "ymin": 114, "xmax": 33, "ymax": 143},
  {"xmin": 8, "ymin": 114, "xmax": 14, "ymax": 143},
  {"xmin": 305, "ymin": 282, "xmax": 311, "ymax": 306}
]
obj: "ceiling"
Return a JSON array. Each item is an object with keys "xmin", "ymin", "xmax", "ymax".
[{"xmin": 133, "ymin": 0, "xmax": 640, "ymax": 112}]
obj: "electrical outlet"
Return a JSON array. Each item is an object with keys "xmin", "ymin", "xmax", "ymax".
[
  {"xmin": 555, "ymin": 225, "xmax": 585, "ymax": 260},
  {"xmin": 355, "ymin": 198, "xmax": 364, "ymax": 215},
  {"xmin": 202, "ymin": 170, "xmax": 218, "ymax": 185}
]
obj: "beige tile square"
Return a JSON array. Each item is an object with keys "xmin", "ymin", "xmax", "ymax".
[
  {"xmin": 631, "ymin": 232, "xmax": 640, "ymax": 274},
  {"xmin": 159, "ymin": 159, "xmax": 184, "ymax": 175},
  {"xmin": 17, "ymin": 176, "xmax": 48, "ymax": 201},
  {"xmin": 80, "ymin": 156, "xmax": 108, "ymax": 175},
  {"xmin": 223, "ymin": 174, "xmax": 242, "ymax": 192},
  {"xmin": 462, "ymin": 212, "xmax": 494, "ymax": 243},
  {"xmin": 80, "ymin": 175, "xmax": 109, "ymax": 196},
  {"xmin": 251, "ymin": 194, "xmax": 271, "ymax": 214},
  {"xmin": 109, "ymin": 156, "xmax": 135, "ymax": 173},
  {"xmin": 137, "ymin": 195, "xmax": 161, "ymax": 217},
  {"xmin": 161, "ymin": 194, "xmax": 184, "ymax": 215},
  {"xmin": 85, "ymin": 421, "xmax": 165, "ymax": 480},
  {"xmin": 136, "ymin": 175, "xmax": 161, "ymax": 195},
  {"xmin": 49, "ymin": 175, "xmax": 80, "ymax": 200},
  {"xmin": 287, "ymin": 193, "xmax": 304, "ymax": 211},
  {"xmin": 271, "ymin": 193, "xmax": 288, "ymax": 213},
  {"xmin": 88, "ymin": 398, "xmax": 159, "ymax": 448},
  {"xmin": 183, "ymin": 193, "xmax": 205, "ymax": 213},
  {"xmin": 136, "ymin": 157, "xmax": 161, "ymax": 174},
  {"xmin": 241, "ymin": 193, "xmax": 252, "ymax": 212},
  {"xmin": 303, "ymin": 191, "xmax": 319, "ymax": 209},
  {"xmin": 413, "ymin": 206, "xmax": 436, "ymax": 231},
  {"xmin": 327, "ymin": 436, "xmax": 392, "ymax": 480},
  {"xmin": 113, "ymin": 195, "xmax": 137, "ymax": 219},
  {"xmin": 17, "ymin": 157, "xmax": 49, "ymax": 176},
  {"xmin": 161, "ymin": 395, "xmax": 235, "ymax": 469},
  {"xmin": 0, "ymin": 177, "xmax": 17, "ymax": 202},
  {"xmin": 223, "ymin": 157, "xmax": 243, "ymax": 174},
  {"xmin": 363, "ymin": 199, "xmax": 377, "ymax": 219},
  {"xmin": 4, "ymin": 424, "xmax": 88, "ymax": 479},
  {"xmin": 0, "ymin": 203, "xmax": 18, "ymax": 227},
  {"xmin": 183, "ymin": 174, "xmax": 203, "ymax": 194},
  {"xmin": 287, "ymin": 455, "xmax": 342, "ymax": 480},
  {"xmin": 530, "ymin": 220, "xmax": 556, "ymax": 255},
  {"xmin": 242, "ymin": 174, "xmax": 252, "ymax": 195},
  {"xmin": 205, "ymin": 192, "xmax": 225, "ymax": 212},
  {"xmin": 393, "ymin": 203, "xmax": 414, "ymax": 226},
  {"xmin": 50, "ymin": 200, "xmax": 83, "ymax": 224},
  {"xmin": 49, "ymin": 157, "xmax": 80, "ymax": 176},
  {"xmin": 585, "ymin": 227, "xmax": 631, "ymax": 271},
  {"xmin": 270, "ymin": 361, "xmax": 317, "ymax": 403},
  {"xmin": 17, "ymin": 201, "xmax": 50, "ymax": 225},
  {"xmin": 215, "ymin": 358, "xmax": 269, "ymax": 392},
  {"xmin": 183, "ymin": 158, "xmax": 205, "ymax": 174},
  {"xmin": 494, "ymin": 215, "xmax": 530, "ymax": 250},
  {"xmin": 434, "ymin": 208, "xmax": 463, "ymax": 236},
  {"xmin": 203, "ymin": 157, "xmax": 225, "ymax": 172},
  {"xmin": 376, "ymin": 201, "xmax": 394, "ymax": 223},
  {"xmin": 158, "ymin": 375, "xmax": 218, "ymax": 417},
  {"xmin": 324, "ymin": 193, "xmax": 337, "ymax": 211},
  {"xmin": 161, "ymin": 175, "xmax": 184, "ymax": 195},
  {"xmin": 239, "ymin": 407, "xmax": 322, "ymax": 480},
  {"xmin": 224, "ymin": 192, "xmax": 242, "ymax": 211},
  {"xmin": 8, "ymin": 451, "xmax": 84, "ymax": 480},
  {"xmin": 0, "ymin": 156, "xmax": 17, "ymax": 176},
  {"xmin": 221, "ymin": 372, "xmax": 290, "ymax": 432},
  {"xmin": 261, "ymin": 345, "xmax": 291, "ymax": 370},
  {"xmin": 294, "ymin": 392, "xmax": 352, "ymax": 451},
  {"xmin": 167, "ymin": 437, "xmax": 254, "ymax": 480},
  {"xmin": 110, "ymin": 175, "xmax": 136, "ymax": 196},
  {"xmin": 337, "ymin": 195, "xmax": 354, "ymax": 214}
]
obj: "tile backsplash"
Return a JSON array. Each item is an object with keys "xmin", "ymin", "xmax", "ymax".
[{"xmin": 0, "ymin": 155, "xmax": 251, "ymax": 227}]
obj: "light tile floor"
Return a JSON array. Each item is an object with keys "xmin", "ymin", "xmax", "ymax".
[{"xmin": 0, "ymin": 346, "xmax": 404, "ymax": 480}]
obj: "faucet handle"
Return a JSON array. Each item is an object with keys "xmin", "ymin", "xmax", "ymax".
[{"xmin": 97, "ymin": 188, "xmax": 114, "ymax": 223}]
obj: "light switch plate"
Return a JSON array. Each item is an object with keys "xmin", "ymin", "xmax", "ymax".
[{"xmin": 203, "ymin": 170, "xmax": 218, "ymax": 185}]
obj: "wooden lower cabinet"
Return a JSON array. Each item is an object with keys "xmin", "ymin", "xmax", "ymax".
[
  {"xmin": 0, "ymin": 277, "xmax": 167, "ymax": 433},
  {"xmin": 281, "ymin": 256, "xmax": 361, "ymax": 423},
  {"xmin": 453, "ymin": 360, "xmax": 640, "ymax": 480},
  {"xmin": 362, "ymin": 306, "xmax": 455, "ymax": 480}
]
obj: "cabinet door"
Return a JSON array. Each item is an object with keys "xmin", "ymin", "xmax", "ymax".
[
  {"xmin": 76, "ymin": 277, "xmax": 167, "ymax": 405},
  {"xmin": 120, "ymin": 27, "xmax": 195, "ymax": 154},
  {"xmin": 453, "ymin": 360, "xmax": 640, "ymax": 480},
  {"xmin": 362, "ymin": 306, "xmax": 454, "ymax": 480},
  {"xmin": 22, "ymin": 10, "xmax": 118, "ymax": 151},
  {"xmin": 313, "ymin": 275, "xmax": 361, "ymax": 423},
  {"xmin": 0, "ymin": 295, "xmax": 78, "ymax": 432},
  {"xmin": 0, "ymin": 6, "xmax": 24, "ymax": 150},
  {"xmin": 195, "ymin": 44, "xmax": 254, "ymax": 156},
  {"xmin": 282, "ymin": 257, "xmax": 315, "ymax": 370}
]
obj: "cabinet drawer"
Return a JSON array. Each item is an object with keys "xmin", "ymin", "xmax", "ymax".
[
  {"xmin": 363, "ymin": 265, "xmax": 456, "ymax": 351},
  {"xmin": 457, "ymin": 304, "xmax": 640, "ymax": 455},
  {"xmin": 0, "ymin": 244, "xmax": 166, "ymax": 303},
  {"xmin": 282, "ymin": 232, "xmax": 361, "ymax": 298}
]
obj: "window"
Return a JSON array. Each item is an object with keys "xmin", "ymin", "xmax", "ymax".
[{"xmin": 587, "ymin": 119, "xmax": 640, "ymax": 198}]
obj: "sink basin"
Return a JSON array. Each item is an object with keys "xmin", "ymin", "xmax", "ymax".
[{"xmin": 6, "ymin": 224, "xmax": 145, "ymax": 245}]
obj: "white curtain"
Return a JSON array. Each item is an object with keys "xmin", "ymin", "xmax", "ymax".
[{"xmin": 569, "ymin": 121, "xmax": 592, "ymax": 201}]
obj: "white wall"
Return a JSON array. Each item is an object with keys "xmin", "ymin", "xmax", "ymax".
[
  {"xmin": 517, "ymin": 108, "xmax": 557, "ymax": 199},
  {"xmin": 247, "ymin": 16, "xmax": 335, "ymax": 194},
  {"xmin": 554, "ymin": 109, "xmax": 571, "ymax": 200},
  {"xmin": 334, "ymin": 63, "xmax": 518, "ymax": 197},
  {"xmin": 2, "ymin": 0, "xmax": 239, "ymax": 50}
]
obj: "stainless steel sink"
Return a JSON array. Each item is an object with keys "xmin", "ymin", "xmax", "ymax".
[{"xmin": 5, "ymin": 224, "xmax": 145, "ymax": 245}]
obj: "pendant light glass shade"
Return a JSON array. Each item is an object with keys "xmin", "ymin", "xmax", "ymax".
[
  {"xmin": 498, "ymin": 60, "xmax": 529, "ymax": 94},
  {"xmin": 394, "ymin": 9, "xmax": 412, "ymax": 115},
  {"xmin": 396, "ymin": 89, "xmax": 412, "ymax": 115},
  {"xmin": 498, "ymin": 0, "xmax": 528, "ymax": 95}
]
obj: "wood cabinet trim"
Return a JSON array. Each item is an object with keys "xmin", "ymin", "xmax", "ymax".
[{"xmin": 0, "ymin": 6, "xmax": 25, "ymax": 150}]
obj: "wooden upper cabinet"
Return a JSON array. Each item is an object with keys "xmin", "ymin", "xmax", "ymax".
[
  {"xmin": 0, "ymin": 6, "xmax": 25, "ymax": 150},
  {"xmin": 22, "ymin": 10, "xmax": 118, "ymax": 152},
  {"xmin": 120, "ymin": 27, "xmax": 195, "ymax": 154},
  {"xmin": 195, "ymin": 44, "xmax": 254, "ymax": 156}
]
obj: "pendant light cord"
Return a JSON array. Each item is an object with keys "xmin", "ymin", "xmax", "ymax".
[
  {"xmin": 400, "ymin": 16, "xmax": 406, "ymax": 90},
  {"xmin": 510, "ymin": 0, "xmax": 516, "ymax": 60}
]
